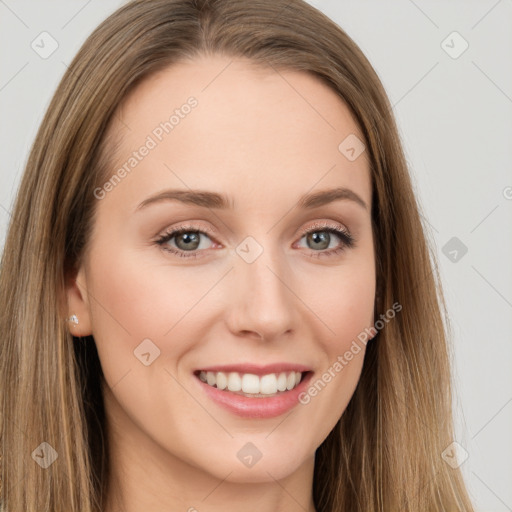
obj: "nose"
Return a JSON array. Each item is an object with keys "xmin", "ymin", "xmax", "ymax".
[{"xmin": 224, "ymin": 243, "xmax": 299, "ymax": 342}]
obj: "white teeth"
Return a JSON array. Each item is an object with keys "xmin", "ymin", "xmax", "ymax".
[
  {"xmin": 276, "ymin": 372, "xmax": 287, "ymax": 391},
  {"xmin": 206, "ymin": 371, "xmax": 216, "ymax": 386},
  {"xmin": 198, "ymin": 370, "xmax": 304, "ymax": 395},
  {"xmin": 241, "ymin": 374, "xmax": 260, "ymax": 393},
  {"xmin": 216, "ymin": 371, "xmax": 227, "ymax": 390},
  {"xmin": 227, "ymin": 372, "xmax": 242, "ymax": 392},
  {"xmin": 286, "ymin": 372, "xmax": 295, "ymax": 390},
  {"xmin": 260, "ymin": 373, "xmax": 277, "ymax": 394}
]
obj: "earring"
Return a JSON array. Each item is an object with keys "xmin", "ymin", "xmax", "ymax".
[{"xmin": 67, "ymin": 314, "xmax": 79, "ymax": 326}]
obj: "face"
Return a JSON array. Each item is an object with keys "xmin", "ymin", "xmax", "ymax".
[{"xmin": 67, "ymin": 54, "xmax": 376, "ymax": 484}]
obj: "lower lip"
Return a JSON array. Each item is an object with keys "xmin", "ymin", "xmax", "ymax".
[{"xmin": 195, "ymin": 372, "xmax": 313, "ymax": 419}]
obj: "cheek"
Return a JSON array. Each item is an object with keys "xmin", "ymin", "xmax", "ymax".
[
  {"xmin": 317, "ymin": 275, "xmax": 374, "ymax": 331},
  {"xmin": 87, "ymin": 245, "xmax": 207, "ymax": 337},
  {"xmin": 295, "ymin": 275, "xmax": 374, "ymax": 445},
  {"xmin": 295, "ymin": 254, "xmax": 375, "ymax": 425},
  {"xmin": 298, "ymin": 250, "xmax": 376, "ymax": 346},
  {"xmin": 85, "ymin": 244, "xmax": 222, "ymax": 381}
]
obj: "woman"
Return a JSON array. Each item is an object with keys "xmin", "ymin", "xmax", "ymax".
[{"xmin": 0, "ymin": 0, "xmax": 475, "ymax": 510}]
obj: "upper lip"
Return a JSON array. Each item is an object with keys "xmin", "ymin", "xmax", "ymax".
[{"xmin": 195, "ymin": 363, "xmax": 312, "ymax": 376}]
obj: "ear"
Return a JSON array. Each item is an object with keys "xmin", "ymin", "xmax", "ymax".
[{"xmin": 65, "ymin": 263, "xmax": 93, "ymax": 337}]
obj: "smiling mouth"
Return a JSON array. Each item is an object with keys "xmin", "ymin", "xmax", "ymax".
[{"xmin": 194, "ymin": 370, "xmax": 308, "ymax": 398}]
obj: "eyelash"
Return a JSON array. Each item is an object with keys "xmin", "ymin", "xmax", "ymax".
[{"xmin": 154, "ymin": 222, "xmax": 356, "ymax": 259}]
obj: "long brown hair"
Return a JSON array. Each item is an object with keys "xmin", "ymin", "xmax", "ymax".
[{"xmin": 0, "ymin": 0, "xmax": 474, "ymax": 510}]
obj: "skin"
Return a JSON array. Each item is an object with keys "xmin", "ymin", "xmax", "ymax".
[{"xmin": 66, "ymin": 54, "xmax": 376, "ymax": 512}]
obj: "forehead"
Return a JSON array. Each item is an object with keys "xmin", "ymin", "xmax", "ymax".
[{"xmin": 103, "ymin": 54, "xmax": 371, "ymax": 210}]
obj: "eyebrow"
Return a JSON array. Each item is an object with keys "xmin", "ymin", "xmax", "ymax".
[{"xmin": 135, "ymin": 186, "xmax": 368, "ymax": 212}]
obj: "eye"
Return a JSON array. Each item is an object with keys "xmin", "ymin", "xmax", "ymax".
[
  {"xmin": 154, "ymin": 221, "xmax": 355, "ymax": 259},
  {"xmin": 155, "ymin": 224, "xmax": 217, "ymax": 259},
  {"xmin": 295, "ymin": 222, "xmax": 355, "ymax": 258}
]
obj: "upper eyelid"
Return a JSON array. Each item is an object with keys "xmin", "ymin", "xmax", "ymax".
[
  {"xmin": 297, "ymin": 221, "xmax": 349, "ymax": 236},
  {"xmin": 160, "ymin": 220, "xmax": 349, "ymax": 237}
]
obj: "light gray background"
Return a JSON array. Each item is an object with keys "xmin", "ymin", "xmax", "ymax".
[{"xmin": 1, "ymin": 1, "xmax": 511, "ymax": 510}]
